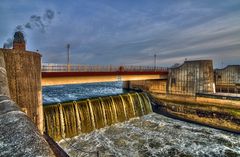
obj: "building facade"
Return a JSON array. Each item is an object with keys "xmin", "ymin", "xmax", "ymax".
[
  {"xmin": 167, "ymin": 60, "xmax": 215, "ymax": 96},
  {"xmin": 215, "ymin": 65, "xmax": 240, "ymax": 93}
]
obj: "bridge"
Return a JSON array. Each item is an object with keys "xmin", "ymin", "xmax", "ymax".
[{"xmin": 41, "ymin": 64, "xmax": 169, "ymax": 86}]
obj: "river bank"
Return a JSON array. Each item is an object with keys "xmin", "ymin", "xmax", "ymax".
[{"xmin": 149, "ymin": 93, "xmax": 240, "ymax": 134}]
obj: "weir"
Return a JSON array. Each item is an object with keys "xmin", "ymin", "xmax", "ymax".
[{"xmin": 44, "ymin": 92, "xmax": 152, "ymax": 141}]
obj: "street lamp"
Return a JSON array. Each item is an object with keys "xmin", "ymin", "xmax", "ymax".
[
  {"xmin": 67, "ymin": 44, "xmax": 70, "ymax": 71},
  {"xmin": 154, "ymin": 53, "xmax": 157, "ymax": 71}
]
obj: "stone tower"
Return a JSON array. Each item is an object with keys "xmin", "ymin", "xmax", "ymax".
[
  {"xmin": 13, "ymin": 31, "xmax": 26, "ymax": 50},
  {"xmin": 1, "ymin": 31, "xmax": 43, "ymax": 133}
]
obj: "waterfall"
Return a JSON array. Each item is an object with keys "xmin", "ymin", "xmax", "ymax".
[{"xmin": 44, "ymin": 92, "xmax": 152, "ymax": 141}]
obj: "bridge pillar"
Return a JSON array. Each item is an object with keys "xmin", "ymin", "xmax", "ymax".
[
  {"xmin": 123, "ymin": 81, "xmax": 131, "ymax": 90},
  {"xmin": 0, "ymin": 32, "xmax": 43, "ymax": 133}
]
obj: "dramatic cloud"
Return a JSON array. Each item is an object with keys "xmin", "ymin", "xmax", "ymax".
[{"xmin": 0, "ymin": 0, "xmax": 240, "ymax": 68}]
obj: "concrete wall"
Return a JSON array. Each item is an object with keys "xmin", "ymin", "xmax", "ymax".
[
  {"xmin": 0, "ymin": 48, "xmax": 43, "ymax": 132},
  {"xmin": 127, "ymin": 80, "xmax": 167, "ymax": 94},
  {"xmin": 151, "ymin": 93, "xmax": 240, "ymax": 133},
  {"xmin": 215, "ymin": 65, "xmax": 240, "ymax": 93},
  {"xmin": 0, "ymin": 51, "xmax": 54, "ymax": 156},
  {"xmin": 126, "ymin": 60, "xmax": 215, "ymax": 96},
  {"xmin": 167, "ymin": 60, "xmax": 215, "ymax": 96}
]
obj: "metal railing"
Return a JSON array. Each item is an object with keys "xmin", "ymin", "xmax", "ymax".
[{"xmin": 42, "ymin": 63, "xmax": 168, "ymax": 72}]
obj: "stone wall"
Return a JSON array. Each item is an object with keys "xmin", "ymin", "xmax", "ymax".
[
  {"xmin": 167, "ymin": 60, "xmax": 215, "ymax": 96},
  {"xmin": 0, "ymin": 48, "xmax": 43, "ymax": 132},
  {"xmin": 0, "ymin": 51, "xmax": 54, "ymax": 156},
  {"xmin": 215, "ymin": 65, "xmax": 240, "ymax": 93}
]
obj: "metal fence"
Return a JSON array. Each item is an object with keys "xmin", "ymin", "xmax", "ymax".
[{"xmin": 42, "ymin": 63, "xmax": 168, "ymax": 72}]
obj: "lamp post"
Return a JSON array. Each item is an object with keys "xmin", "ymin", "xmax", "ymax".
[
  {"xmin": 67, "ymin": 44, "xmax": 70, "ymax": 71},
  {"xmin": 154, "ymin": 53, "xmax": 157, "ymax": 71}
]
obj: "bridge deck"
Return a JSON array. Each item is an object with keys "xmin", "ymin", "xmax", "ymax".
[
  {"xmin": 42, "ymin": 71, "xmax": 168, "ymax": 77},
  {"xmin": 41, "ymin": 64, "xmax": 169, "ymax": 86}
]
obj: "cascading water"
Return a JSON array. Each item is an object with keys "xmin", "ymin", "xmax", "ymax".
[{"xmin": 44, "ymin": 92, "xmax": 152, "ymax": 141}]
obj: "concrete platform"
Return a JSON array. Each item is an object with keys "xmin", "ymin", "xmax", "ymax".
[{"xmin": 197, "ymin": 92, "xmax": 240, "ymax": 101}]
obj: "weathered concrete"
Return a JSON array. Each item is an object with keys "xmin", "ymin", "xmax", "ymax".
[
  {"xmin": 0, "ymin": 97, "xmax": 54, "ymax": 157},
  {"xmin": 127, "ymin": 80, "xmax": 167, "ymax": 94},
  {"xmin": 150, "ymin": 93, "xmax": 240, "ymax": 133},
  {"xmin": 0, "ymin": 48, "xmax": 43, "ymax": 132},
  {"xmin": 128, "ymin": 60, "xmax": 215, "ymax": 96},
  {"xmin": 215, "ymin": 65, "xmax": 240, "ymax": 93},
  {"xmin": 0, "ymin": 51, "xmax": 54, "ymax": 156},
  {"xmin": 168, "ymin": 60, "xmax": 215, "ymax": 96}
]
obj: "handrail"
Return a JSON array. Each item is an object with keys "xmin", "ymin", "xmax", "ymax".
[{"xmin": 42, "ymin": 63, "xmax": 168, "ymax": 72}]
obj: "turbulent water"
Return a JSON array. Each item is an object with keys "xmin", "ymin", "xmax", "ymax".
[
  {"xmin": 44, "ymin": 92, "xmax": 152, "ymax": 141},
  {"xmin": 43, "ymin": 82, "xmax": 240, "ymax": 157},
  {"xmin": 59, "ymin": 113, "xmax": 240, "ymax": 157},
  {"xmin": 42, "ymin": 82, "xmax": 125, "ymax": 104}
]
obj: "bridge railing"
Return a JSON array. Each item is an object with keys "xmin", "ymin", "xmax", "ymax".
[{"xmin": 42, "ymin": 64, "xmax": 168, "ymax": 72}]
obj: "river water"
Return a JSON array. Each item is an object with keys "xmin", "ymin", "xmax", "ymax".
[
  {"xmin": 42, "ymin": 82, "xmax": 125, "ymax": 105},
  {"xmin": 43, "ymin": 82, "xmax": 240, "ymax": 157}
]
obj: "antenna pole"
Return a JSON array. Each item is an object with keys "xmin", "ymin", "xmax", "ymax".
[
  {"xmin": 221, "ymin": 58, "xmax": 224, "ymax": 68},
  {"xmin": 67, "ymin": 44, "xmax": 70, "ymax": 65},
  {"xmin": 154, "ymin": 53, "xmax": 157, "ymax": 71},
  {"xmin": 67, "ymin": 44, "xmax": 70, "ymax": 72}
]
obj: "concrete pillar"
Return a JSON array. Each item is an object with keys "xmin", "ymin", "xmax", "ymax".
[
  {"xmin": 1, "ymin": 48, "xmax": 43, "ymax": 133},
  {"xmin": 123, "ymin": 81, "xmax": 131, "ymax": 90}
]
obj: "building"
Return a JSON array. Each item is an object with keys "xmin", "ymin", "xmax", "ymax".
[
  {"xmin": 215, "ymin": 65, "xmax": 240, "ymax": 93},
  {"xmin": 167, "ymin": 60, "xmax": 215, "ymax": 96}
]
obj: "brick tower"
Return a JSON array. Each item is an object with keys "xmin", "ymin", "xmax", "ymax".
[{"xmin": 13, "ymin": 31, "xmax": 26, "ymax": 50}]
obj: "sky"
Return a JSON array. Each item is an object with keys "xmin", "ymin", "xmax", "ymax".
[{"xmin": 1, "ymin": 0, "xmax": 240, "ymax": 68}]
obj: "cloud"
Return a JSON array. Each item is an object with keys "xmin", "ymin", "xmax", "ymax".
[{"xmin": 1, "ymin": 0, "xmax": 240, "ymax": 68}]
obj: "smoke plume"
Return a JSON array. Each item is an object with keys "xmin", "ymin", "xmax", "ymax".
[
  {"xmin": 24, "ymin": 9, "xmax": 55, "ymax": 33},
  {"xmin": 3, "ymin": 38, "xmax": 13, "ymax": 49},
  {"xmin": 3, "ymin": 9, "xmax": 55, "ymax": 48}
]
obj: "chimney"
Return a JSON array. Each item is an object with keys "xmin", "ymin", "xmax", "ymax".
[{"xmin": 13, "ymin": 31, "xmax": 26, "ymax": 51}]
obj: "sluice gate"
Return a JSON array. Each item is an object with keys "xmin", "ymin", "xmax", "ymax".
[{"xmin": 44, "ymin": 92, "xmax": 152, "ymax": 141}]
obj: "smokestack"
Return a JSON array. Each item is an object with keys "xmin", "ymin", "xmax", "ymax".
[{"xmin": 13, "ymin": 31, "xmax": 26, "ymax": 51}]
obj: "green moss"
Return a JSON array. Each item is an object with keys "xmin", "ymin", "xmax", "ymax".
[{"xmin": 230, "ymin": 110, "xmax": 240, "ymax": 117}]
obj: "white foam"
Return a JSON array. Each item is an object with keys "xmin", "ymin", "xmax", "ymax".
[{"xmin": 59, "ymin": 113, "xmax": 240, "ymax": 157}]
